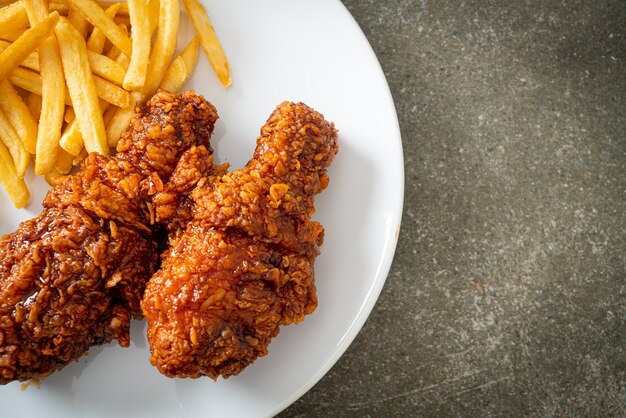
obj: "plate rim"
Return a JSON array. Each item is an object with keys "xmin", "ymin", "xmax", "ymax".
[{"xmin": 269, "ymin": 2, "xmax": 405, "ymax": 416}]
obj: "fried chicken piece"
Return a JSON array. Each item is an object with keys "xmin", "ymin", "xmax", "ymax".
[
  {"xmin": 0, "ymin": 90, "xmax": 218, "ymax": 384},
  {"xmin": 142, "ymin": 101, "xmax": 338, "ymax": 379}
]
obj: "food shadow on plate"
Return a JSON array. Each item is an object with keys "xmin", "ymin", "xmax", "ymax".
[
  {"xmin": 130, "ymin": 318, "xmax": 148, "ymax": 349},
  {"xmin": 34, "ymin": 321, "xmax": 148, "ymax": 394},
  {"xmin": 34, "ymin": 344, "xmax": 106, "ymax": 395},
  {"xmin": 34, "ymin": 321, "xmax": 174, "ymax": 413}
]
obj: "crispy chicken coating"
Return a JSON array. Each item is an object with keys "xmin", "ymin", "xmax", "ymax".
[
  {"xmin": 142, "ymin": 101, "xmax": 338, "ymax": 379},
  {"xmin": 0, "ymin": 90, "xmax": 218, "ymax": 384}
]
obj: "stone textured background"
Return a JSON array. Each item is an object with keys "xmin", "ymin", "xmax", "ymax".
[{"xmin": 280, "ymin": 0, "xmax": 625, "ymax": 416}]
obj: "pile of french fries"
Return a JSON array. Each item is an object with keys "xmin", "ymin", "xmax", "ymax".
[{"xmin": 0, "ymin": 0, "xmax": 230, "ymax": 208}]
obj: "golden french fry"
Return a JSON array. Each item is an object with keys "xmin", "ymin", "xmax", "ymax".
[
  {"xmin": 56, "ymin": 17, "xmax": 108, "ymax": 156},
  {"xmin": 93, "ymin": 76, "xmax": 129, "ymax": 107},
  {"xmin": 68, "ymin": 3, "xmax": 90, "ymax": 38},
  {"xmin": 59, "ymin": 117, "xmax": 82, "ymax": 155},
  {"xmin": 103, "ymin": 23, "xmax": 127, "ymax": 61},
  {"xmin": 159, "ymin": 56, "xmax": 186, "ymax": 92},
  {"xmin": 55, "ymin": 148, "xmax": 74, "ymax": 174},
  {"xmin": 0, "ymin": 139, "xmax": 29, "ymax": 208},
  {"xmin": 64, "ymin": 107, "xmax": 75, "ymax": 123},
  {"xmin": 87, "ymin": 3, "xmax": 120, "ymax": 53},
  {"xmin": 0, "ymin": 80, "xmax": 38, "ymax": 154},
  {"xmin": 2, "ymin": 0, "xmax": 222, "ymax": 204},
  {"xmin": 113, "ymin": 15, "xmax": 129, "ymax": 27},
  {"xmin": 106, "ymin": 93, "xmax": 136, "ymax": 147},
  {"xmin": 0, "ymin": 40, "xmax": 41, "ymax": 71},
  {"xmin": 9, "ymin": 67, "xmax": 51, "ymax": 99},
  {"xmin": 181, "ymin": 0, "xmax": 230, "ymax": 87},
  {"xmin": 0, "ymin": 12, "xmax": 60, "ymax": 83},
  {"xmin": 115, "ymin": 45, "xmax": 130, "ymax": 69},
  {"xmin": 179, "ymin": 35, "xmax": 200, "ymax": 75},
  {"xmin": 10, "ymin": 66, "xmax": 129, "ymax": 108},
  {"xmin": 9, "ymin": 67, "xmax": 44, "ymax": 95},
  {"xmin": 72, "ymin": 147, "xmax": 87, "ymax": 166},
  {"xmin": 159, "ymin": 36, "xmax": 200, "ymax": 92},
  {"xmin": 141, "ymin": 0, "xmax": 179, "ymax": 100},
  {"xmin": 23, "ymin": 0, "xmax": 67, "ymax": 175},
  {"xmin": 105, "ymin": 44, "xmax": 121, "ymax": 61},
  {"xmin": 44, "ymin": 168, "xmax": 65, "ymax": 186},
  {"xmin": 60, "ymin": 99, "xmax": 109, "ymax": 155},
  {"xmin": 88, "ymin": 50, "xmax": 126, "ymax": 85},
  {"xmin": 67, "ymin": 0, "xmax": 131, "ymax": 56},
  {"xmin": 123, "ymin": 0, "xmax": 150, "ymax": 91},
  {"xmin": 0, "ymin": 28, "xmax": 24, "ymax": 42},
  {"xmin": 102, "ymin": 102, "xmax": 117, "ymax": 127},
  {"xmin": 48, "ymin": 1, "xmax": 69, "ymax": 15},
  {"xmin": 0, "ymin": 108, "xmax": 29, "ymax": 177},
  {"xmin": 0, "ymin": 1, "xmax": 29, "ymax": 39},
  {"xmin": 96, "ymin": 0, "xmax": 127, "ymax": 15},
  {"xmin": 147, "ymin": 0, "xmax": 159, "ymax": 36},
  {"xmin": 26, "ymin": 92, "xmax": 42, "ymax": 120}
]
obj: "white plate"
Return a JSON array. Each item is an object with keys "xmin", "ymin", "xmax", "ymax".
[{"xmin": 0, "ymin": 0, "xmax": 403, "ymax": 416}]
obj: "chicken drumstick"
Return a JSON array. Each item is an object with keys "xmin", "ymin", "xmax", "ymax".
[
  {"xmin": 142, "ymin": 101, "xmax": 338, "ymax": 379},
  {"xmin": 0, "ymin": 91, "xmax": 218, "ymax": 384}
]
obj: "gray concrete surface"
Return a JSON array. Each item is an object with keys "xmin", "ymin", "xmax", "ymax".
[{"xmin": 280, "ymin": 0, "xmax": 625, "ymax": 416}]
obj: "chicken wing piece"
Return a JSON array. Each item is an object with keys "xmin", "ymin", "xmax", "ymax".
[
  {"xmin": 0, "ymin": 90, "xmax": 218, "ymax": 384},
  {"xmin": 142, "ymin": 101, "xmax": 338, "ymax": 379}
]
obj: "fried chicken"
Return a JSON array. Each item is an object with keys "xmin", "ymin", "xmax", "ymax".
[
  {"xmin": 142, "ymin": 101, "xmax": 338, "ymax": 379},
  {"xmin": 0, "ymin": 90, "xmax": 218, "ymax": 384}
]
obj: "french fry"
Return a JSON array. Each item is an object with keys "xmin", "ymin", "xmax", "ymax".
[
  {"xmin": 123, "ymin": 0, "xmax": 150, "ymax": 91},
  {"xmin": 59, "ymin": 118, "xmax": 82, "ymax": 155},
  {"xmin": 86, "ymin": 3, "xmax": 120, "ymax": 53},
  {"xmin": 103, "ymin": 22, "xmax": 127, "ymax": 61},
  {"xmin": 0, "ymin": 80, "xmax": 38, "ymax": 154},
  {"xmin": 60, "ymin": 98, "xmax": 109, "ymax": 155},
  {"xmin": 0, "ymin": 28, "xmax": 24, "ymax": 42},
  {"xmin": 179, "ymin": 35, "xmax": 200, "ymax": 76},
  {"xmin": 56, "ymin": 17, "xmax": 108, "ymax": 156},
  {"xmin": 102, "ymin": 102, "xmax": 117, "ymax": 126},
  {"xmin": 26, "ymin": 92, "xmax": 42, "ymax": 120},
  {"xmin": 72, "ymin": 147, "xmax": 87, "ymax": 166},
  {"xmin": 0, "ymin": 40, "xmax": 41, "ymax": 71},
  {"xmin": 0, "ymin": 12, "xmax": 60, "ymax": 83},
  {"xmin": 159, "ymin": 35, "xmax": 200, "ymax": 92},
  {"xmin": 1, "ymin": 0, "xmax": 229, "ymax": 207},
  {"xmin": 68, "ymin": 3, "xmax": 91, "ymax": 38},
  {"xmin": 141, "ymin": 0, "xmax": 179, "ymax": 100},
  {"xmin": 10, "ymin": 66, "xmax": 129, "ymax": 108},
  {"xmin": 93, "ymin": 76, "xmax": 130, "ymax": 107},
  {"xmin": 147, "ymin": 0, "xmax": 159, "ymax": 36},
  {"xmin": 24, "ymin": 0, "xmax": 66, "ymax": 175},
  {"xmin": 96, "ymin": 0, "xmax": 127, "ymax": 15},
  {"xmin": 44, "ymin": 168, "xmax": 65, "ymax": 186},
  {"xmin": 113, "ymin": 15, "xmax": 129, "ymax": 28},
  {"xmin": 0, "ymin": 140, "xmax": 29, "ymax": 208},
  {"xmin": 48, "ymin": 1, "xmax": 69, "ymax": 15},
  {"xmin": 64, "ymin": 107, "xmax": 75, "ymax": 123},
  {"xmin": 19, "ymin": 54, "xmax": 41, "ymax": 72},
  {"xmin": 55, "ymin": 148, "xmax": 74, "ymax": 174},
  {"xmin": 0, "ymin": 108, "xmax": 29, "ymax": 177},
  {"xmin": 9, "ymin": 67, "xmax": 58, "ymax": 101},
  {"xmin": 88, "ymin": 50, "xmax": 126, "ymax": 85},
  {"xmin": 106, "ymin": 92, "xmax": 136, "ymax": 147},
  {"xmin": 67, "ymin": 0, "xmax": 132, "ymax": 56},
  {"xmin": 159, "ymin": 57, "xmax": 186, "ymax": 92},
  {"xmin": 0, "ymin": 1, "xmax": 29, "ymax": 39},
  {"xmin": 181, "ymin": 0, "xmax": 230, "ymax": 87},
  {"xmin": 115, "ymin": 44, "xmax": 130, "ymax": 69}
]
